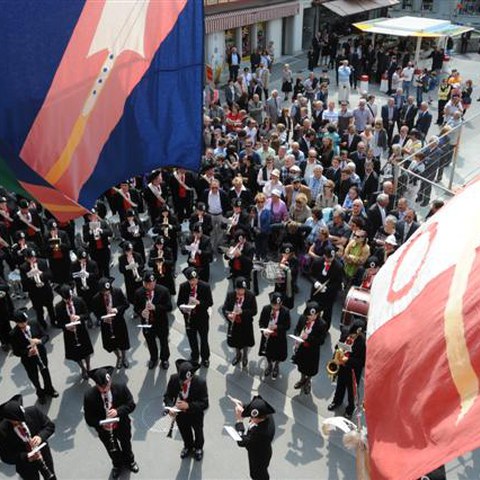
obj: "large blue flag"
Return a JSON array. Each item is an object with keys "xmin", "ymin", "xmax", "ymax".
[{"xmin": 0, "ymin": 0, "xmax": 203, "ymax": 220}]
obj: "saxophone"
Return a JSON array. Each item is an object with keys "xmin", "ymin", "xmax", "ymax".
[{"xmin": 326, "ymin": 335, "xmax": 354, "ymax": 382}]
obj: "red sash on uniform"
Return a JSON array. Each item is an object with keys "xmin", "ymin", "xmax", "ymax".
[
  {"xmin": 232, "ymin": 258, "xmax": 241, "ymax": 271},
  {"xmin": 178, "ymin": 185, "xmax": 186, "ymax": 199},
  {"xmin": 96, "ymin": 238, "xmax": 104, "ymax": 249},
  {"xmin": 52, "ymin": 249, "xmax": 63, "ymax": 259}
]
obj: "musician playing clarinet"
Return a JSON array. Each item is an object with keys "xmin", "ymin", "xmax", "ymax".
[
  {"xmin": 82, "ymin": 208, "xmax": 112, "ymax": 278},
  {"xmin": 225, "ymin": 229, "xmax": 254, "ymax": 287},
  {"xmin": 92, "ymin": 278, "xmax": 130, "ymax": 370},
  {"xmin": 148, "ymin": 235, "xmax": 176, "ymax": 295},
  {"xmin": 292, "ymin": 302, "xmax": 327, "ymax": 395},
  {"xmin": 0, "ymin": 394, "xmax": 56, "ymax": 480},
  {"xmin": 45, "ymin": 219, "xmax": 71, "ymax": 285},
  {"xmin": 258, "ymin": 293, "xmax": 290, "ymax": 380},
  {"xmin": 83, "ymin": 366, "xmax": 139, "ymax": 479},
  {"xmin": 120, "ymin": 209, "xmax": 146, "ymax": 263},
  {"xmin": 222, "ymin": 277, "xmax": 257, "ymax": 368},
  {"xmin": 9, "ymin": 310, "xmax": 58, "ymax": 404},
  {"xmin": 118, "ymin": 241, "xmax": 144, "ymax": 305},
  {"xmin": 274, "ymin": 243, "xmax": 298, "ymax": 310},
  {"xmin": 163, "ymin": 359, "xmax": 209, "ymax": 461},
  {"xmin": 177, "ymin": 267, "xmax": 213, "ymax": 368},
  {"xmin": 308, "ymin": 246, "xmax": 343, "ymax": 332},
  {"xmin": 55, "ymin": 285, "xmax": 93, "ymax": 380},
  {"xmin": 327, "ymin": 319, "xmax": 366, "ymax": 419},
  {"xmin": 182, "ymin": 222, "xmax": 213, "ymax": 282},
  {"xmin": 133, "ymin": 271, "xmax": 172, "ymax": 370}
]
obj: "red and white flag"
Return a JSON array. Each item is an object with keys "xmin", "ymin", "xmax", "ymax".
[{"xmin": 366, "ymin": 178, "xmax": 480, "ymax": 480}]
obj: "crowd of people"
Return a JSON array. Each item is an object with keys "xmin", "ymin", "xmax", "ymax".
[{"xmin": 1, "ymin": 28, "xmax": 472, "ymax": 480}]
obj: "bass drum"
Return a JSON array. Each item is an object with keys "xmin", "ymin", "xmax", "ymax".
[{"xmin": 341, "ymin": 287, "xmax": 370, "ymax": 328}]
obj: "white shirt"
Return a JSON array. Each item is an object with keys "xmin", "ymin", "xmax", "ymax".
[
  {"xmin": 402, "ymin": 66, "xmax": 414, "ymax": 82},
  {"xmin": 208, "ymin": 190, "xmax": 222, "ymax": 215}
]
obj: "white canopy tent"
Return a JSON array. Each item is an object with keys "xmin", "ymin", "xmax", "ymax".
[{"xmin": 353, "ymin": 16, "xmax": 474, "ymax": 64}]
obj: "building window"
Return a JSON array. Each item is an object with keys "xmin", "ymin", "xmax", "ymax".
[
  {"xmin": 401, "ymin": 0, "xmax": 413, "ymax": 9},
  {"xmin": 421, "ymin": 0, "xmax": 434, "ymax": 11}
]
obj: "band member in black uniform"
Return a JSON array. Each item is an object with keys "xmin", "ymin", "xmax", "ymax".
[
  {"xmin": 0, "ymin": 221, "xmax": 14, "ymax": 280},
  {"xmin": 182, "ymin": 223, "xmax": 213, "ymax": 282},
  {"xmin": 0, "ymin": 196, "xmax": 15, "ymax": 242},
  {"xmin": 143, "ymin": 170, "xmax": 167, "ymax": 223},
  {"xmin": 0, "ymin": 394, "xmax": 56, "ymax": 480},
  {"xmin": 83, "ymin": 366, "xmax": 139, "ymax": 479},
  {"xmin": 233, "ymin": 395, "xmax": 276, "ymax": 480},
  {"xmin": 9, "ymin": 310, "xmax": 58, "ymax": 404},
  {"xmin": 71, "ymin": 248, "xmax": 99, "ymax": 324},
  {"xmin": 92, "ymin": 278, "xmax": 130, "ymax": 369},
  {"xmin": 0, "ymin": 278, "xmax": 14, "ymax": 351},
  {"xmin": 327, "ymin": 319, "xmax": 366, "ymax": 418},
  {"xmin": 224, "ymin": 199, "xmax": 250, "ymax": 243},
  {"xmin": 148, "ymin": 235, "xmax": 176, "ymax": 295},
  {"xmin": 188, "ymin": 202, "xmax": 213, "ymax": 237},
  {"xmin": 163, "ymin": 359, "xmax": 209, "ymax": 460},
  {"xmin": 13, "ymin": 199, "xmax": 44, "ymax": 250},
  {"xmin": 114, "ymin": 181, "xmax": 142, "ymax": 221},
  {"xmin": 45, "ymin": 212, "xmax": 75, "ymax": 252},
  {"xmin": 225, "ymin": 229, "xmax": 254, "ymax": 287},
  {"xmin": 120, "ymin": 209, "xmax": 146, "ymax": 263},
  {"xmin": 292, "ymin": 302, "xmax": 327, "ymax": 394},
  {"xmin": 309, "ymin": 246, "xmax": 343, "ymax": 331},
  {"xmin": 258, "ymin": 293, "xmax": 291, "ymax": 380},
  {"xmin": 274, "ymin": 243, "xmax": 298, "ymax": 310},
  {"xmin": 222, "ymin": 277, "xmax": 258, "ymax": 368},
  {"xmin": 118, "ymin": 241, "xmax": 144, "ymax": 305},
  {"xmin": 11, "ymin": 231, "xmax": 33, "ymax": 270},
  {"xmin": 133, "ymin": 271, "xmax": 172, "ymax": 370},
  {"xmin": 45, "ymin": 219, "xmax": 71, "ymax": 285},
  {"xmin": 20, "ymin": 249, "xmax": 57, "ymax": 329},
  {"xmin": 55, "ymin": 285, "xmax": 94, "ymax": 380},
  {"xmin": 82, "ymin": 209, "xmax": 112, "ymax": 278},
  {"xmin": 152, "ymin": 205, "xmax": 180, "ymax": 263},
  {"xmin": 170, "ymin": 167, "xmax": 195, "ymax": 223},
  {"xmin": 177, "ymin": 267, "xmax": 213, "ymax": 367}
]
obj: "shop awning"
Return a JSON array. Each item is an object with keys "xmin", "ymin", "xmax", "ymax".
[
  {"xmin": 322, "ymin": 0, "xmax": 399, "ymax": 17},
  {"xmin": 353, "ymin": 16, "xmax": 474, "ymax": 37},
  {"xmin": 205, "ymin": 1, "xmax": 300, "ymax": 34}
]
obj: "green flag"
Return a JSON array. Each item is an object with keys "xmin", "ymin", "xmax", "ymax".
[{"xmin": 0, "ymin": 154, "xmax": 33, "ymax": 200}]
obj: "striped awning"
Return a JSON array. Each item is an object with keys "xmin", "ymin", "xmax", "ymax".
[
  {"xmin": 205, "ymin": 1, "xmax": 300, "ymax": 34},
  {"xmin": 322, "ymin": 0, "xmax": 399, "ymax": 16}
]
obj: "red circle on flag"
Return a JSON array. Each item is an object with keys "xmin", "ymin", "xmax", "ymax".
[{"xmin": 387, "ymin": 222, "xmax": 438, "ymax": 303}]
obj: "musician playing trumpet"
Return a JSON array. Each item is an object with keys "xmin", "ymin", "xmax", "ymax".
[
  {"xmin": 147, "ymin": 235, "xmax": 176, "ymax": 295},
  {"xmin": 55, "ymin": 285, "xmax": 93, "ymax": 380},
  {"xmin": 83, "ymin": 366, "xmax": 139, "ymax": 479},
  {"xmin": 152, "ymin": 204, "xmax": 181, "ymax": 263},
  {"xmin": 163, "ymin": 359, "xmax": 209, "ymax": 461},
  {"xmin": 327, "ymin": 319, "xmax": 366, "ymax": 419},
  {"xmin": 182, "ymin": 223, "xmax": 213, "ymax": 282},
  {"xmin": 118, "ymin": 241, "xmax": 144, "ymax": 305},
  {"xmin": 9, "ymin": 310, "xmax": 58, "ymax": 404},
  {"xmin": 45, "ymin": 219, "xmax": 71, "ymax": 285},
  {"xmin": 224, "ymin": 229, "xmax": 254, "ymax": 288}
]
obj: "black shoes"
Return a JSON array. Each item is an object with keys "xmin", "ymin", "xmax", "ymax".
[
  {"xmin": 112, "ymin": 467, "xmax": 121, "ymax": 479},
  {"xmin": 202, "ymin": 359, "xmax": 210, "ymax": 368},
  {"xmin": 161, "ymin": 360, "xmax": 169, "ymax": 370},
  {"xmin": 328, "ymin": 402, "xmax": 340, "ymax": 411},
  {"xmin": 242, "ymin": 357, "xmax": 248, "ymax": 368},
  {"xmin": 180, "ymin": 447, "xmax": 192, "ymax": 459},
  {"xmin": 194, "ymin": 449, "xmax": 203, "ymax": 461},
  {"xmin": 46, "ymin": 389, "xmax": 59, "ymax": 398},
  {"xmin": 116, "ymin": 357, "xmax": 123, "ymax": 369},
  {"xmin": 294, "ymin": 379, "xmax": 305, "ymax": 389},
  {"xmin": 271, "ymin": 363, "xmax": 279, "ymax": 380},
  {"xmin": 122, "ymin": 358, "xmax": 129, "ymax": 369},
  {"xmin": 264, "ymin": 363, "xmax": 272, "ymax": 377},
  {"xmin": 128, "ymin": 461, "xmax": 139, "ymax": 473},
  {"xmin": 231, "ymin": 354, "xmax": 241, "ymax": 366},
  {"xmin": 148, "ymin": 359, "xmax": 157, "ymax": 369}
]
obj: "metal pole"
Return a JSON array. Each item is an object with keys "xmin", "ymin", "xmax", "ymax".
[
  {"xmin": 414, "ymin": 35, "xmax": 422, "ymax": 66},
  {"xmin": 372, "ymin": 33, "xmax": 376, "ymax": 49},
  {"xmin": 448, "ymin": 122, "xmax": 464, "ymax": 190}
]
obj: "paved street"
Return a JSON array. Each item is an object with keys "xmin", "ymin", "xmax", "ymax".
[{"xmin": 2, "ymin": 51, "xmax": 480, "ymax": 480}]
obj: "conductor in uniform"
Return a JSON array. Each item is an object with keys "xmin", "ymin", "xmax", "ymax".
[
  {"xmin": 0, "ymin": 394, "xmax": 56, "ymax": 480},
  {"xmin": 233, "ymin": 395, "xmax": 276, "ymax": 480},
  {"xmin": 83, "ymin": 366, "xmax": 139, "ymax": 479},
  {"xmin": 163, "ymin": 359, "xmax": 209, "ymax": 461}
]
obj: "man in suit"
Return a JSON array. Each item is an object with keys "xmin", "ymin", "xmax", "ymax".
[
  {"xmin": 83, "ymin": 366, "xmax": 139, "ymax": 479},
  {"xmin": 340, "ymin": 124, "xmax": 362, "ymax": 154},
  {"xmin": 224, "ymin": 80, "xmax": 239, "ymax": 107},
  {"xmin": 415, "ymin": 102, "xmax": 433, "ymax": 137},
  {"xmin": 265, "ymin": 90, "xmax": 281, "ymax": 124},
  {"xmin": 399, "ymin": 95, "xmax": 418, "ymax": 130},
  {"xmin": 381, "ymin": 97, "xmax": 399, "ymax": 143},
  {"xmin": 0, "ymin": 394, "xmax": 56, "ymax": 480},
  {"xmin": 134, "ymin": 271, "xmax": 172, "ymax": 369},
  {"xmin": 9, "ymin": 310, "xmax": 58, "ymax": 404},
  {"xmin": 227, "ymin": 46, "xmax": 240, "ymax": 82},
  {"xmin": 348, "ymin": 142, "xmax": 367, "ymax": 181},
  {"xmin": 366, "ymin": 193, "xmax": 389, "ymax": 240},
  {"xmin": 177, "ymin": 267, "xmax": 213, "ymax": 368},
  {"xmin": 164, "ymin": 359, "xmax": 209, "ymax": 460},
  {"xmin": 396, "ymin": 209, "xmax": 420, "ymax": 245},
  {"xmin": 284, "ymin": 177, "xmax": 312, "ymax": 209},
  {"xmin": 361, "ymin": 160, "xmax": 379, "ymax": 202}
]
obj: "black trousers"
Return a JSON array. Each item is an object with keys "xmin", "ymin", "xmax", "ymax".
[
  {"xmin": 16, "ymin": 446, "xmax": 56, "ymax": 480},
  {"xmin": 91, "ymin": 249, "xmax": 110, "ymax": 278},
  {"xmin": 97, "ymin": 421, "xmax": 134, "ymax": 469},
  {"xmin": 21, "ymin": 354, "xmax": 54, "ymax": 395},
  {"xmin": 333, "ymin": 366, "xmax": 362, "ymax": 415},
  {"xmin": 143, "ymin": 321, "xmax": 170, "ymax": 362},
  {"xmin": 176, "ymin": 413, "xmax": 205, "ymax": 450},
  {"xmin": 186, "ymin": 320, "xmax": 210, "ymax": 362}
]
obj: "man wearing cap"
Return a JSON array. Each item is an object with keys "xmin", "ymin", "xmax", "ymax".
[
  {"xmin": 292, "ymin": 302, "xmax": 328, "ymax": 394},
  {"xmin": 274, "ymin": 243, "xmax": 299, "ymax": 310},
  {"xmin": 225, "ymin": 230, "xmax": 254, "ymax": 286},
  {"xmin": 84, "ymin": 366, "xmax": 139, "ymax": 478},
  {"xmin": 284, "ymin": 177, "xmax": 311, "ymax": 210},
  {"xmin": 10, "ymin": 231, "xmax": 34, "ymax": 271},
  {"xmin": 170, "ymin": 167, "xmax": 195, "ymax": 223},
  {"xmin": 20, "ymin": 249, "xmax": 57, "ymax": 329},
  {"xmin": 13, "ymin": 200, "xmax": 44, "ymax": 250},
  {"xmin": 70, "ymin": 248, "xmax": 99, "ymax": 324},
  {"xmin": 134, "ymin": 270, "xmax": 172, "ymax": 369},
  {"xmin": 0, "ymin": 394, "xmax": 56, "ymax": 480},
  {"xmin": 114, "ymin": 181, "xmax": 142, "ymax": 221},
  {"xmin": 222, "ymin": 277, "xmax": 257, "ymax": 367},
  {"xmin": 152, "ymin": 205, "xmax": 181, "ymax": 263},
  {"xmin": 233, "ymin": 394, "xmax": 275, "ymax": 480},
  {"xmin": 309, "ymin": 246, "xmax": 344, "ymax": 331},
  {"xmin": 188, "ymin": 202, "xmax": 213, "ymax": 237},
  {"xmin": 258, "ymin": 293, "xmax": 291, "ymax": 380},
  {"xmin": 328, "ymin": 319, "xmax": 366, "ymax": 418},
  {"xmin": 92, "ymin": 278, "xmax": 130, "ymax": 369},
  {"xmin": 55, "ymin": 285, "xmax": 94, "ymax": 380},
  {"xmin": 45, "ymin": 219, "xmax": 71, "ymax": 285},
  {"xmin": 224, "ymin": 199, "xmax": 250, "ymax": 242},
  {"xmin": 164, "ymin": 359, "xmax": 209, "ymax": 460},
  {"xmin": 82, "ymin": 210, "xmax": 113, "ymax": 278},
  {"xmin": 373, "ymin": 233, "xmax": 398, "ymax": 267},
  {"xmin": 118, "ymin": 242, "xmax": 144, "ymax": 305},
  {"xmin": 147, "ymin": 235, "xmax": 176, "ymax": 295},
  {"xmin": 9, "ymin": 310, "xmax": 58, "ymax": 404},
  {"xmin": 182, "ymin": 223, "xmax": 213, "ymax": 282},
  {"xmin": 177, "ymin": 267, "xmax": 213, "ymax": 367},
  {"xmin": 143, "ymin": 170, "xmax": 167, "ymax": 222},
  {"xmin": 120, "ymin": 209, "xmax": 146, "ymax": 263}
]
